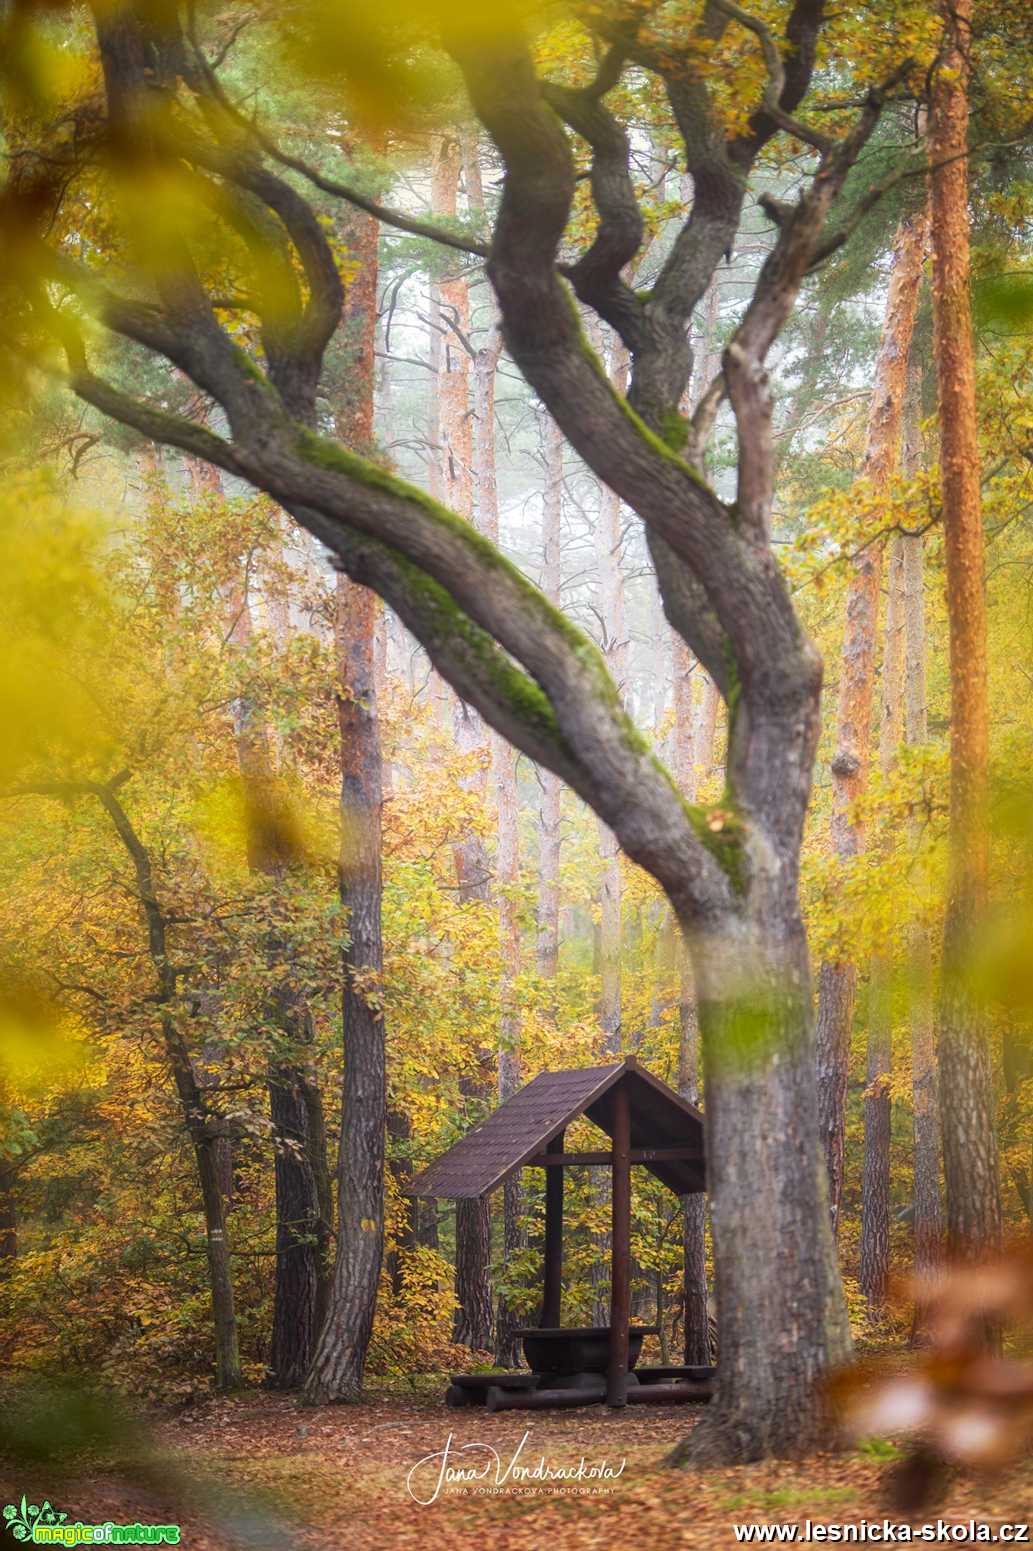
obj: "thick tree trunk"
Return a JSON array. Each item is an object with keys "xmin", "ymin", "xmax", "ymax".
[
  {"xmin": 674, "ymin": 914, "xmax": 852, "ymax": 1463},
  {"xmin": 678, "ymin": 947, "xmax": 711, "ymax": 1366},
  {"xmin": 815, "ymin": 207, "xmax": 929, "ymax": 1232},
  {"xmin": 453, "ymin": 1198, "xmax": 494, "ymax": 1351},
  {"xmin": 304, "ymin": 198, "xmax": 387, "ymax": 1402},
  {"xmin": 269, "ymin": 1060, "xmax": 332, "ymax": 1387},
  {"xmin": 929, "ymin": 0, "xmax": 1003, "ymax": 1260}
]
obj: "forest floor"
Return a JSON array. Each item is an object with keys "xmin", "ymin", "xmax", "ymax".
[{"xmin": 6, "ymin": 1385, "xmax": 1033, "ymax": 1549}]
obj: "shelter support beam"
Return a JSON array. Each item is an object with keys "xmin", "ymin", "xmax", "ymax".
[
  {"xmin": 542, "ymin": 1128, "xmax": 564, "ymax": 1327},
  {"xmin": 608, "ymin": 1083, "xmax": 631, "ymax": 1408}
]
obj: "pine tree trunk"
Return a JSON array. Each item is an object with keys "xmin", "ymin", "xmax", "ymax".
[
  {"xmin": 816, "ymin": 207, "xmax": 929, "ymax": 1232},
  {"xmin": 929, "ymin": 0, "xmax": 1003, "ymax": 1260},
  {"xmin": 595, "ymin": 338, "xmax": 629, "ymax": 1055},
  {"xmin": 478, "ymin": 322, "xmax": 524, "ymax": 1361},
  {"xmin": 220, "ymin": 522, "xmax": 333, "ymax": 1389},
  {"xmin": 897, "ymin": 356, "xmax": 944, "ymax": 1299},
  {"xmin": 904, "ymin": 609, "xmax": 942, "ymax": 1276},
  {"xmin": 860, "ymin": 529, "xmax": 909, "ymax": 1316},
  {"xmin": 536, "ymin": 414, "xmax": 564, "ymax": 984},
  {"xmin": 304, "ymin": 199, "xmax": 387, "ymax": 1403}
]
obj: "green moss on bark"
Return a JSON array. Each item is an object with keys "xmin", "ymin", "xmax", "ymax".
[{"xmin": 294, "ymin": 425, "xmax": 652, "ymax": 752}]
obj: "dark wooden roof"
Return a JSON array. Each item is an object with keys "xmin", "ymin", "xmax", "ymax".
[{"xmin": 407, "ymin": 1056, "xmax": 705, "ymax": 1199}]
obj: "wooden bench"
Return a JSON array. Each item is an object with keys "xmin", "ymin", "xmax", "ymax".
[{"xmin": 445, "ymin": 1372, "xmax": 540, "ymax": 1407}]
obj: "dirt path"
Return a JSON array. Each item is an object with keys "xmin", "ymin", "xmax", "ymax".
[{"xmin": 4, "ymin": 1390, "xmax": 1032, "ymax": 1549}]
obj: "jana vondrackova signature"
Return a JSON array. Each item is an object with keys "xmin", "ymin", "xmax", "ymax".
[{"xmin": 405, "ymin": 1429, "xmax": 627, "ymax": 1505}]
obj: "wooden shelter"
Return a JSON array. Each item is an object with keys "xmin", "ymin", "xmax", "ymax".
[{"xmin": 408, "ymin": 1055, "xmax": 712, "ymax": 1410}]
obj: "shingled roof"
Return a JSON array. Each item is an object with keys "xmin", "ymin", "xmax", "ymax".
[{"xmin": 407, "ymin": 1056, "xmax": 705, "ymax": 1199}]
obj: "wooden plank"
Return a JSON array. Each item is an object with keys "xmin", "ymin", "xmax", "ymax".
[
  {"xmin": 527, "ymin": 1147, "xmax": 702, "ymax": 1167},
  {"xmin": 607, "ymin": 1081, "xmax": 631, "ymax": 1408},
  {"xmin": 541, "ymin": 1126, "xmax": 564, "ymax": 1327}
]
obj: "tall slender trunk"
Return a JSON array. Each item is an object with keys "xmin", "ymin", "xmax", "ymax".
[
  {"xmin": 304, "ymin": 201, "xmax": 387, "ymax": 1403},
  {"xmin": 929, "ymin": 0, "xmax": 1003, "ymax": 1259},
  {"xmin": 899, "ymin": 362, "xmax": 943, "ymax": 1277},
  {"xmin": 815, "ymin": 207, "xmax": 930, "ymax": 1233},
  {"xmin": 434, "ymin": 132, "xmax": 497, "ymax": 1350},
  {"xmin": 386, "ymin": 1106, "xmax": 416, "ymax": 1295},
  {"xmin": 203, "ymin": 466, "xmax": 332, "ymax": 1389},
  {"xmin": 76, "ymin": 783, "xmax": 243, "ymax": 1390},
  {"xmin": 591, "ymin": 336, "xmax": 628, "ymax": 1322},
  {"xmin": 859, "ymin": 530, "xmax": 909, "ymax": 1316},
  {"xmin": 472, "ymin": 303, "xmax": 525, "ymax": 1365},
  {"xmin": 536, "ymin": 415, "xmax": 564, "ymax": 984},
  {"xmin": 595, "ymin": 338, "xmax": 629, "ymax": 1056}
]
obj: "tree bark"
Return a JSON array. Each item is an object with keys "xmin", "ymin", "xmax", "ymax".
[
  {"xmin": 671, "ymin": 914, "xmax": 851, "ymax": 1463},
  {"xmin": 816, "ymin": 206, "xmax": 929, "ymax": 1233},
  {"xmin": 269, "ymin": 1058, "xmax": 332, "ymax": 1387},
  {"xmin": 929, "ymin": 0, "xmax": 1003, "ymax": 1260}
]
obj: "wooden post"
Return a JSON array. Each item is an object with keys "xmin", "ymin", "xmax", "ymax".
[
  {"xmin": 542, "ymin": 1128, "xmax": 564, "ymax": 1327},
  {"xmin": 608, "ymin": 1084, "xmax": 631, "ymax": 1407}
]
